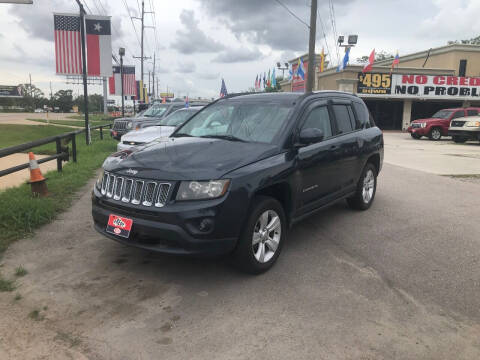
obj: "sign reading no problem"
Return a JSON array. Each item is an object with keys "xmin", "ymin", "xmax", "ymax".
[{"xmin": 357, "ymin": 73, "xmax": 480, "ymax": 99}]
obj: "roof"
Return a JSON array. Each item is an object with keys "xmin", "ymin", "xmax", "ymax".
[{"xmin": 375, "ymin": 43, "xmax": 480, "ymax": 66}]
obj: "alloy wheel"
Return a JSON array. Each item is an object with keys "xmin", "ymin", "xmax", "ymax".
[
  {"xmin": 362, "ymin": 169, "xmax": 375, "ymax": 204},
  {"xmin": 252, "ymin": 210, "xmax": 281, "ymax": 263},
  {"xmin": 431, "ymin": 129, "xmax": 441, "ymax": 140}
]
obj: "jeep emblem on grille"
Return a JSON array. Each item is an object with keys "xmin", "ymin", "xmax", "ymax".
[{"xmin": 126, "ymin": 169, "xmax": 138, "ymax": 175}]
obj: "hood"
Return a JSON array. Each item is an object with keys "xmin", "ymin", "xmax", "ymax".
[
  {"xmin": 104, "ymin": 137, "xmax": 279, "ymax": 180},
  {"xmin": 412, "ymin": 118, "xmax": 435, "ymax": 123},
  {"xmin": 120, "ymin": 126, "xmax": 175, "ymax": 143}
]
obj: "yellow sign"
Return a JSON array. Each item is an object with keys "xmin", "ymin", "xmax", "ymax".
[{"xmin": 357, "ymin": 73, "xmax": 392, "ymax": 95}]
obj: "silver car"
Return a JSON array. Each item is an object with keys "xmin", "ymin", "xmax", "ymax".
[{"xmin": 117, "ymin": 107, "xmax": 203, "ymax": 151}]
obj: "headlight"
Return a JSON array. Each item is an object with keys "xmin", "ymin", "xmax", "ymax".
[
  {"xmin": 176, "ymin": 180, "xmax": 230, "ymax": 200},
  {"xmin": 420, "ymin": 122, "xmax": 427, "ymax": 128},
  {"xmin": 466, "ymin": 121, "xmax": 480, "ymax": 127},
  {"xmin": 96, "ymin": 168, "xmax": 105, "ymax": 189},
  {"xmin": 126, "ymin": 121, "xmax": 133, "ymax": 129}
]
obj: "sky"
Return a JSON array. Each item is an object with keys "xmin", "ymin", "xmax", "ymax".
[{"xmin": 1, "ymin": 0, "xmax": 479, "ymax": 103}]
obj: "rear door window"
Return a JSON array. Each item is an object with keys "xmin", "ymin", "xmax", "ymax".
[
  {"xmin": 452, "ymin": 111, "xmax": 465, "ymax": 119},
  {"xmin": 467, "ymin": 109, "xmax": 478, "ymax": 116},
  {"xmin": 352, "ymin": 101, "xmax": 370, "ymax": 128},
  {"xmin": 332, "ymin": 104, "xmax": 354, "ymax": 134}
]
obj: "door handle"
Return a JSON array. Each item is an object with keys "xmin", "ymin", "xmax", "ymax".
[{"xmin": 330, "ymin": 144, "xmax": 339, "ymax": 150}]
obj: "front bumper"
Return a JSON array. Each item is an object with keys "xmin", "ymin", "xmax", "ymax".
[
  {"xmin": 91, "ymin": 187, "xmax": 241, "ymax": 256},
  {"xmin": 448, "ymin": 129, "xmax": 480, "ymax": 140},
  {"xmin": 407, "ymin": 126, "xmax": 427, "ymax": 135}
]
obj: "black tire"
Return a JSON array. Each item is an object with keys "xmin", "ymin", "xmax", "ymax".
[
  {"xmin": 231, "ymin": 196, "xmax": 286, "ymax": 274},
  {"xmin": 410, "ymin": 133, "xmax": 421, "ymax": 139},
  {"xmin": 429, "ymin": 127, "xmax": 442, "ymax": 140},
  {"xmin": 347, "ymin": 163, "xmax": 377, "ymax": 211},
  {"xmin": 452, "ymin": 136, "xmax": 467, "ymax": 143}
]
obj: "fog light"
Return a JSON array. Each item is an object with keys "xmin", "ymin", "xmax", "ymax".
[{"xmin": 198, "ymin": 218, "xmax": 214, "ymax": 232}]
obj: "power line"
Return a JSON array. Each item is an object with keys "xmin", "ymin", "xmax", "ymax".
[
  {"xmin": 121, "ymin": 0, "xmax": 142, "ymax": 48},
  {"xmin": 273, "ymin": 0, "xmax": 309, "ymax": 28},
  {"xmin": 316, "ymin": 9, "xmax": 331, "ymax": 68},
  {"xmin": 328, "ymin": 0, "xmax": 340, "ymax": 65}
]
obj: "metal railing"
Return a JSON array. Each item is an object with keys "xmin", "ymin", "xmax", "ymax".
[{"xmin": 0, "ymin": 123, "xmax": 112, "ymax": 178}]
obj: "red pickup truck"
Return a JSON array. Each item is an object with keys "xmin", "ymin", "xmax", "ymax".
[{"xmin": 408, "ymin": 107, "xmax": 480, "ymax": 140}]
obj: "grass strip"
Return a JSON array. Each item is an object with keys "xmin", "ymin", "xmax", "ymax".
[
  {"xmin": 28, "ymin": 119, "xmax": 112, "ymax": 128},
  {"xmin": 0, "ymin": 132, "xmax": 116, "ymax": 254}
]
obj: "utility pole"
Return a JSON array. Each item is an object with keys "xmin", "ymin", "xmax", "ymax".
[
  {"xmin": 75, "ymin": 0, "xmax": 90, "ymax": 144},
  {"xmin": 152, "ymin": 52, "xmax": 155, "ymax": 100},
  {"xmin": 306, "ymin": 0, "xmax": 317, "ymax": 93},
  {"xmin": 133, "ymin": 0, "xmax": 154, "ymax": 101},
  {"xmin": 119, "ymin": 47, "xmax": 125, "ymax": 117},
  {"xmin": 29, "ymin": 73, "xmax": 32, "ymax": 97},
  {"xmin": 148, "ymin": 71, "xmax": 151, "ymax": 97}
]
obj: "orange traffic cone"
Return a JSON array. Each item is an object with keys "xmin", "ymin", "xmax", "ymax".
[{"xmin": 28, "ymin": 152, "xmax": 48, "ymax": 197}]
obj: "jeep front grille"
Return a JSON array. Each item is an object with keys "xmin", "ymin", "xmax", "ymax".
[
  {"xmin": 113, "ymin": 120, "xmax": 129, "ymax": 130},
  {"xmin": 411, "ymin": 123, "xmax": 422, "ymax": 128},
  {"xmin": 451, "ymin": 120, "xmax": 465, "ymax": 127},
  {"xmin": 100, "ymin": 172, "xmax": 171, "ymax": 207}
]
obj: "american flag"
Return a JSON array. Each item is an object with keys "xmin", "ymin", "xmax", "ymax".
[
  {"xmin": 54, "ymin": 14, "xmax": 82, "ymax": 75},
  {"xmin": 109, "ymin": 66, "xmax": 136, "ymax": 96}
]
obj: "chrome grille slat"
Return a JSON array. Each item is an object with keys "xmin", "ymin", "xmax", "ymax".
[
  {"xmin": 106, "ymin": 174, "xmax": 115, "ymax": 198},
  {"xmin": 100, "ymin": 173, "xmax": 109, "ymax": 195},
  {"xmin": 122, "ymin": 179, "xmax": 134, "ymax": 202},
  {"xmin": 142, "ymin": 182, "xmax": 157, "ymax": 206},
  {"xmin": 131, "ymin": 180, "xmax": 144, "ymax": 205},
  {"xmin": 155, "ymin": 183, "xmax": 171, "ymax": 207},
  {"xmin": 101, "ymin": 171, "xmax": 171, "ymax": 208},
  {"xmin": 113, "ymin": 177, "xmax": 124, "ymax": 200}
]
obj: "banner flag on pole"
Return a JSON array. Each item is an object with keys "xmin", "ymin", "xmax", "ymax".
[
  {"xmin": 85, "ymin": 15, "xmax": 112, "ymax": 77},
  {"xmin": 109, "ymin": 65, "xmax": 136, "ymax": 96},
  {"xmin": 54, "ymin": 14, "xmax": 83, "ymax": 75}
]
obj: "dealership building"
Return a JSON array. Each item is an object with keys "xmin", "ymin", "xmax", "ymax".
[{"xmin": 280, "ymin": 44, "xmax": 480, "ymax": 130}]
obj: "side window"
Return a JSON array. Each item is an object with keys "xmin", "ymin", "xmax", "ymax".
[
  {"xmin": 467, "ymin": 109, "xmax": 478, "ymax": 116},
  {"xmin": 301, "ymin": 106, "xmax": 332, "ymax": 139},
  {"xmin": 352, "ymin": 101, "xmax": 370, "ymax": 128},
  {"xmin": 452, "ymin": 111, "xmax": 464, "ymax": 119},
  {"xmin": 332, "ymin": 104, "xmax": 354, "ymax": 134}
]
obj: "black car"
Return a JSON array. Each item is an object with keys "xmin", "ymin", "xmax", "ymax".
[{"xmin": 93, "ymin": 91, "xmax": 384, "ymax": 273}]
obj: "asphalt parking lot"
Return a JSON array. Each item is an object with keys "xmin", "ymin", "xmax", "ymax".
[{"xmin": 0, "ymin": 132, "xmax": 479, "ymax": 359}]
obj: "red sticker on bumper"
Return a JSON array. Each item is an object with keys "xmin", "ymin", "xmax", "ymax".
[{"xmin": 106, "ymin": 214, "xmax": 133, "ymax": 238}]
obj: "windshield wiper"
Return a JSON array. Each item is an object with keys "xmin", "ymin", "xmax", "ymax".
[
  {"xmin": 200, "ymin": 134, "xmax": 246, "ymax": 142},
  {"xmin": 172, "ymin": 132, "xmax": 194, "ymax": 137}
]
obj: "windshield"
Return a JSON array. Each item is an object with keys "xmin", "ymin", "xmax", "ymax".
[
  {"xmin": 158, "ymin": 109, "xmax": 198, "ymax": 127},
  {"xmin": 175, "ymin": 101, "xmax": 292, "ymax": 144},
  {"xmin": 432, "ymin": 110, "xmax": 453, "ymax": 119},
  {"xmin": 142, "ymin": 104, "xmax": 169, "ymax": 117}
]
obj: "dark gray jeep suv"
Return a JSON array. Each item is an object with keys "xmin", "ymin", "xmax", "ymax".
[{"xmin": 93, "ymin": 91, "xmax": 384, "ymax": 273}]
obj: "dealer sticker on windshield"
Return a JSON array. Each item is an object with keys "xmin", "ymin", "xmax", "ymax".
[{"xmin": 106, "ymin": 214, "xmax": 133, "ymax": 238}]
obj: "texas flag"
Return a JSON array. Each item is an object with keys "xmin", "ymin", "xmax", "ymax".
[{"xmin": 85, "ymin": 15, "xmax": 112, "ymax": 77}]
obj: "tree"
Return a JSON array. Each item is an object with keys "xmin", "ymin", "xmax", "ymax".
[
  {"xmin": 448, "ymin": 35, "xmax": 480, "ymax": 45},
  {"xmin": 357, "ymin": 50, "xmax": 394, "ymax": 64},
  {"xmin": 74, "ymin": 94, "xmax": 104, "ymax": 113},
  {"xmin": 53, "ymin": 90, "xmax": 73, "ymax": 112}
]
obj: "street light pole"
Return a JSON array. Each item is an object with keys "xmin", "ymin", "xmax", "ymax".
[
  {"xmin": 75, "ymin": 0, "xmax": 90, "ymax": 144},
  {"xmin": 119, "ymin": 47, "xmax": 125, "ymax": 117}
]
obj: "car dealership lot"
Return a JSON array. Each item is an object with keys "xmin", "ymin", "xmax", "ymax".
[
  {"xmin": 0, "ymin": 134, "xmax": 480, "ymax": 359},
  {"xmin": 383, "ymin": 131, "xmax": 480, "ymax": 175}
]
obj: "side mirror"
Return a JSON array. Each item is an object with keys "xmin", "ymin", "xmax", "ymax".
[{"xmin": 297, "ymin": 128, "xmax": 324, "ymax": 146}]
